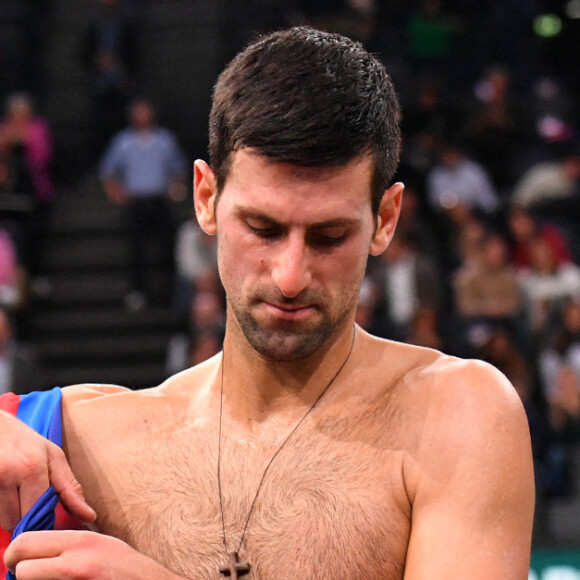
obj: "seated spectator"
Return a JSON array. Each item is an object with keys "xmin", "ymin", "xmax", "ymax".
[
  {"xmin": 407, "ymin": 307, "xmax": 444, "ymax": 351},
  {"xmin": 538, "ymin": 297, "xmax": 580, "ymax": 402},
  {"xmin": 166, "ymin": 289, "xmax": 225, "ymax": 375},
  {"xmin": 173, "ymin": 215, "xmax": 218, "ymax": 318},
  {"xmin": 354, "ymin": 276, "xmax": 377, "ymax": 332},
  {"xmin": 518, "ymin": 238, "xmax": 580, "ymax": 335},
  {"xmin": 453, "ymin": 213, "xmax": 489, "ymax": 270},
  {"xmin": 427, "ymin": 137, "xmax": 500, "ymax": 217},
  {"xmin": 509, "ymin": 366, "xmax": 574, "ymax": 508},
  {"xmin": 479, "ymin": 327, "xmax": 529, "ymax": 381},
  {"xmin": 512, "ymin": 142, "xmax": 580, "ymax": 209},
  {"xmin": 478, "ymin": 330, "xmax": 574, "ymax": 508},
  {"xmin": 453, "ymin": 232, "xmax": 524, "ymax": 353},
  {"xmin": 0, "ymin": 227, "xmax": 24, "ymax": 312},
  {"xmin": 548, "ymin": 365, "xmax": 580, "ymax": 445},
  {"xmin": 391, "ymin": 182, "xmax": 441, "ymax": 259},
  {"xmin": 369, "ymin": 231, "xmax": 443, "ymax": 343},
  {"xmin": 507, "ymin": 204, "xmax": 573, "ymax": 271},
  {"xmin": 0, "ymin": 92, "xmax": 54, "ymax": 274},
  {"xmin": 0, "ymin": 306, "xmax": 45, "ymax": 395}
]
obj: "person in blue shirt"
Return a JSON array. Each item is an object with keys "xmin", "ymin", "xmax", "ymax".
[{"xmin": 99, "ymin": 98, "xmax": 187, "ymax": 311}]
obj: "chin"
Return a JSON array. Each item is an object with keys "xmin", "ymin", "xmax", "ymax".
[{"xmin": 246, "ymin": 328, "xmax": 331, "ymax": 362}]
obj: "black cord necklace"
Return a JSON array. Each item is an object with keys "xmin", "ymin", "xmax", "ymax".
[{"xmin": 217, "ymin": 327, "xmax": 356, "ymax": 578}]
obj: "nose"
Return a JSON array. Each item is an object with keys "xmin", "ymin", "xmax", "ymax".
[{"xmin": 271, "ymin": 235, "xmax": 312, "ymax": 298}]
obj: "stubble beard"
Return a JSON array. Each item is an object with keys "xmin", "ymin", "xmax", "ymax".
[{"xmin": 229, "ymin": 295, "xmax": 354, "ymax": 362}]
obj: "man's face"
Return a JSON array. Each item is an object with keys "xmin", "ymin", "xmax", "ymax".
[
  {"xmin": 130, "ymin": 102, "xmax": 153, "ymax": 129},
  {"xmin": 208, "ymin": 150, "xmax": 387, "ymax": 361}
]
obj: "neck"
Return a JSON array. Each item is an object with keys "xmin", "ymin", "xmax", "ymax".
[{"xmin": 220, "ymin": 320, "xmax": 356, "ymax": 426}]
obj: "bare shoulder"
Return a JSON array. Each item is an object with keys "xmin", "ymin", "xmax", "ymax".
[
  {"xmin": 361, "ymin": 329, "xmax": 524, "ymax": 417},
  {"xmin": 358, "ymin": 329, "xmax": 530, "ymax": 473},
  {"xmin": 366, "ymin": 334, "xmax": 533, "ymax": 500},
  {"xmin": 362, "ymin": 338, "xmax": 536, "ymax": 576},
  {"xmin": 61, "ymin": 353, "xmax": 222, "ymax": 431}
]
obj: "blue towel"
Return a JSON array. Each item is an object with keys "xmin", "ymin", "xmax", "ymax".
[{"xmin": 2, "ymin": 388, "xmax": 62, "ymax": 580}]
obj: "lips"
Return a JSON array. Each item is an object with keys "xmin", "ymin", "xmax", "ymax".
[
  {"xmin": 269, "ymin": 303, "xmax": 310, "ymax": 312},
  {"xmin": 262, "ymin": 301, "xmax": 316, "ymax": 320}
]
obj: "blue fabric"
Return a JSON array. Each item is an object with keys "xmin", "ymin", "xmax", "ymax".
[{"xmin": 7, "ymin": 388, "xmax": 62, "ymax": 580}]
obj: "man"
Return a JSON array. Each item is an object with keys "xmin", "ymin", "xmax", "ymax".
[
  {"xmin": 99, "ymin": 98, "xmax": 187, "ymax": 310},
  {"xmin": 1, "ymin": 27, "xmax": 534, "ymax": 579}
]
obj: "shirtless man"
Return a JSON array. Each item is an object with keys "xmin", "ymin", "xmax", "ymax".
[{"xmin": 1, "ymin": 27, "xmax": 534, "ymax": 579}]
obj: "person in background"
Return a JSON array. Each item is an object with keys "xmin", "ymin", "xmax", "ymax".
[
  {"xmin": 173, "ymin": 213, "xmax": 219, "ymax": 318},
  {"xmin": 453, "ymin": 231, "xmax": 524, "ymax": 354},
  {"xmin": 518, "ymin": 238, "xmax": 580, "ymax": 336},
  {"xmin": 538, "ymin": 297, "xmax": 580, "ymax": 402},
  {"xmin": 82, "ymin": 0, "xmax": 139, "ymax": 161},
  {"xmin": 0, "ymin": 228, "xmax": 24, "ymax": 313},
  {"xmin": 369, "ymin": 230, "xmax": 443, "ymax": 343},
  {"xmin": 427, "ymin": 137, "xmax": 500, "ymax": 217},
  {"xmin": 99, "ymin": 98, "xmax": 187, "ymax": 311},
  {"xmin": 511, "ymin": 143, "xmax": 580, "ymax": 210},
  {"xmin": 166, "ymin": 287, "xmax": 225, "ymax": 375},
  {"xmin": 507, "ymin": 204, "xmax": 573, "ymax": 271},
  {"xmin": 0, "ymin": 92, "xmax": 53, "ymax": 275}
]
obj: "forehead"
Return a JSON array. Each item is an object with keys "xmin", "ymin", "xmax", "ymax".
[{"xmin": 220, "ymin": 149, "xmax": 374, "ymax": 222}]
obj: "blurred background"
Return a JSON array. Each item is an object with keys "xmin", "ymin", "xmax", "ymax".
[{"xmin": 0, "ymin": 0, "xmax": 579, "ymax": 573}]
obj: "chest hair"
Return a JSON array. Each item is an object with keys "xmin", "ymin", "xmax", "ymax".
[{"xmin": 93, "ymin": 413, "xmax": 410, "ymax": 579}]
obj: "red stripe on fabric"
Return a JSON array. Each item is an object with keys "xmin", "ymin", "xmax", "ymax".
[
  {"xmin": 0, "ymin": 527, "xmax": 9, "ymax": 577},
  {"xmin": 0, "ymin": 392, "xmax": 20, "ymax": 416},
  {"xmin": 54, "ymin": 503, "xmax": 86, "ymax": 531}
]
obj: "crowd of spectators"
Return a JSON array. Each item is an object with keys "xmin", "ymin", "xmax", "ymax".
[{"xmin": 0, "ymin": 0, "xmax": 579, "ymax": 543}]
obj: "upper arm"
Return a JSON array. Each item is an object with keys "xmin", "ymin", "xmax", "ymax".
[
  {"xmin": 403, "ymin": 360, "xmax": 535, "ymax": 579},
  {"xmin": 98, "ymin": 138, "xmax": 124, "ymax": 179}
]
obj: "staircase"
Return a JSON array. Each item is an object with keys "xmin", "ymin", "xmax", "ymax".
[
  {"xmin": 24, "ymin": 0, "xmax": 228, "ymax": 390},
  {"xmin": 28, "ymin": 174, "xmax": 184, "ymax": 390}
]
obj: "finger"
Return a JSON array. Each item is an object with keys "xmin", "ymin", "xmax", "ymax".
[
  {"xmin": 0, "ymin": 486, "xmax": 23, "ymax": 532},
  {"xmin": 46, "ymin": 446, "xmax": 96, "ymax": 524},
  {"xmin": 16, "ymin": 455, "xmax": 51, "ymax": 522},
  {"xmin": 12, "ymin": 558, "xmax": 65, "ymax": 580},
  {"xmin": 5, "ymin": 531, "xmax": 67, "ymax": 570}
]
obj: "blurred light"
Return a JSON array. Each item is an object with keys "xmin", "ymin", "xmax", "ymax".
[
  {"xmin": 533, "ymin": 14, "xmax": 563, "ymax": 37},
  {"xmin": 566, "ymin": 0, "xmax": 580, "ymax": 19}
]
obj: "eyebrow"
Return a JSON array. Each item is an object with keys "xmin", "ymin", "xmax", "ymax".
[{"xmin": 234, "ymin": 206, "xmax": 361, "ymax": 230}]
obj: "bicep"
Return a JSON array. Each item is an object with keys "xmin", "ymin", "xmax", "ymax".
[{"xmin": 403, "ymin": 365, "xmax": 535, "ymax": 579}]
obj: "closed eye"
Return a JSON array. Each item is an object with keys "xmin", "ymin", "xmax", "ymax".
[
  {"xmin": 309, "ymin": 227, "xmax": 347, "ymax": 247},
  {"xmin": 248, "ymin": 225, "xmax": 283, "ymax": 239}
]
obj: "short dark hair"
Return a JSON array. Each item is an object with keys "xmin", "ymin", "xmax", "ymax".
[{"xmin": 209, "ymin": 26, "xmax": 401, "ymax": 216}]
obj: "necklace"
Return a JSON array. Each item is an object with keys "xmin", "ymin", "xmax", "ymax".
[{"xmin": 217, "ymin": 328, "xmax": 356, "ymax": 578}]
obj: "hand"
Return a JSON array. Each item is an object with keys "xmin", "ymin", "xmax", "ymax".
[
  {"xmin": 0, "ymin": 411, "xmax": 96, "ymax": 532},
  {"xmin": 102, "ymin": 179, "xmax": 128, "ymax": 205},
  {"xmin": 5, "ymin": 530, "xmax": 181, "ymax": 580},
  {"xmin": 0, "ymin": 124, "xmax": 25, "ymax": 146}
]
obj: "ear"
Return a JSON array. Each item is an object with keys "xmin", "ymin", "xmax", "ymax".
[
  {"xmin": 193, "ymin": 160, "xmax": 218, "ymax": 235},
  {"xmin": 369, "ymin": 182, "xmax": 404, "ymax": 256}
]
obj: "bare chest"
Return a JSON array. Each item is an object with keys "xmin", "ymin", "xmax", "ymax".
[{"xmin": 84, "ymin": 418, "xmax": 410, "ymax": 580}]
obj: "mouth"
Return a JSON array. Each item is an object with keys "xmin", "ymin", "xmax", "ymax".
[{"xmin": 262, "ymin": 302, "xmax": 316, "ymax": 321}]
